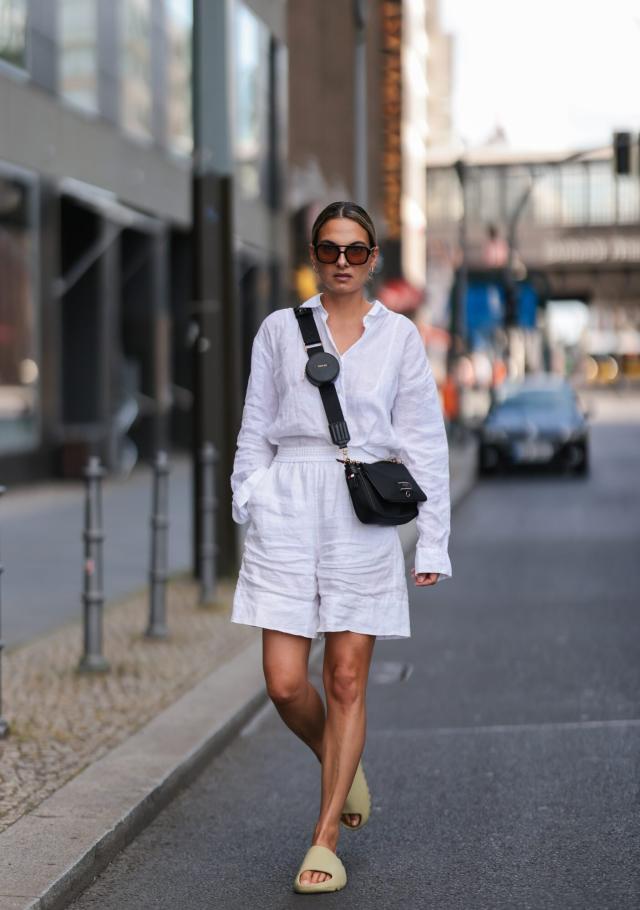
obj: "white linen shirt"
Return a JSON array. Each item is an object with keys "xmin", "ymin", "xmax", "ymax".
[{"xmin": 230, "ymin": 293, "xmax": 452, "ymax": 581}]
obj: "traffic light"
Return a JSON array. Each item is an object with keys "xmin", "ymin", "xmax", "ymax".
[{"xmin": 613, "ymin": 131, "xmax": 637, "ymax": 176}]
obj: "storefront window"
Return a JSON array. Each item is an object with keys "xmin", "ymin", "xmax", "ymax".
[
  {"xmin": 120, "ymin": 0, "xmax": 152, "ymax": 140},
  {"xmin": 616, "ymin": 173, "xmax": 640, "ymax": 224},
  {"xmin": 426, "ymin": 169, "xmax": 461, "ymax": 223},
  {"xmin": 478, "ymin": 169, "xmax": 502, "ymax": 223},
  {"xmin": 233, "ymin": 1, "xmax": 270, "ymax": 200},
  {"xmin": 560, "ymin": 164, "xmax": 589, "ymax": 226},
  {"xmin": 588, "ymin": 161, "xmax": 615, "ymax": 225},
  {"xmin": 0, "ymin": 168, "xmax": 39, "ymax": 452},
  {"xmin": 532, "ymin": 167, "xmax": 560, "ymax": 225},
  {"xmin": 165, "ymin": 0, "xmax": 192, "ymax": 154},
  {"xmin": 59, "ymin": 0, "xmax": 98, "ymax": 113},
  {"xmin": 0, "ymin": 0, "xmax": 27, "ymax": 69}
]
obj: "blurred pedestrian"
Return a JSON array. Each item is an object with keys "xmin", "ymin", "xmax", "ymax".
[{"xmin": 230, "ymin": 201, "xmax": 452, "ymax": 894}]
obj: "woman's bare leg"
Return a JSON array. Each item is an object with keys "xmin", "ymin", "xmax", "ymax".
[
  {"xmin": 262, "ymin": 629, "xmax": 325, "ymax": 757},
  {"xmin": 301, "ymin": 630, "xmax": 376, "ymax": 886},
  {"xmin": 262, "ymin": 629, "xmax": 364, "ymax": 832}
]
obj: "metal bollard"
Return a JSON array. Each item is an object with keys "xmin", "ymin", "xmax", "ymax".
[
  {"xmin": 198, "ymin": 443, "xmax": 218, "ymax": 604},
  {"xmin": 78, "ymin": 457, "xmax": 109, "ymax": 673},
  {"xmin": 0, "ymin": 485, "xmax": 9, "ymax": 738},
  {"xmin": 146, "ymin": 451, "xmax": 170, "ymax": 638}
]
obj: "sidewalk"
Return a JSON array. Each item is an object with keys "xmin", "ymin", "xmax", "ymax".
[
  {"xmin": 0, "ymin": 437, "xmax": 477, "ymax": 910},
  {"xmin": 2, "ymin": 456, "xmax": 192, "ymax": 649}
]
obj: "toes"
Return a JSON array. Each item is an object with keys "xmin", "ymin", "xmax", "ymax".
[{"xmin": 301, "ymin": 870, "xmax": 331, "ymax": 885}]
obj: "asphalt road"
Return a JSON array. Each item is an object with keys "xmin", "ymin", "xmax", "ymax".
[{"xmin": 70, "ymin": 391, "xmax": 640, "ymax": 910}]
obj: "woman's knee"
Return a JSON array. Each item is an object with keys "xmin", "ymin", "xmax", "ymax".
[
  {"xmin": 324, "ymin": 664, "xmax": 365, "ymax": 708},
  {"xmin": 265, "ymin": 669, "xmax": 308, "ymax": 707},
  {"xmin": 262, "ymin": 629, "xmax": 312, "ymax": 708}
]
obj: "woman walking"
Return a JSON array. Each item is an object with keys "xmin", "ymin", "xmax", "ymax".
[{"xmin": 230, "ymin": 201, "xmax": 451, "ymax": 894}]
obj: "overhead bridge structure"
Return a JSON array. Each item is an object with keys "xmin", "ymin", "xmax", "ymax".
[{"xmin": 426, "ymin": 146, "xmax": 640, "ymax": 323}]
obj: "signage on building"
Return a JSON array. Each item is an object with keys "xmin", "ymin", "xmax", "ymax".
[
  {"xmin": 381, "ymin": 0, "xmax": 402, "ymax": 240},
  {"xmin": 543, "ymin": 235, "xmax": 640, "ymax": 264}
]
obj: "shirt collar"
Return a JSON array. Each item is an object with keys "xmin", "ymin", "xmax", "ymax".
[{"xmin": 299, "ymin": 293, "xmax": 385, "ymax": 321}]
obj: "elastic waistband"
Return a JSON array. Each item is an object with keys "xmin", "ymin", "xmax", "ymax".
[{"xmin": 274, "ymin": 444, "xmax": 370, "ymax": 463}]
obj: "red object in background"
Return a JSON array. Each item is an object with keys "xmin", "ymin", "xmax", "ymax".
[
  {"xmin": 492, "ymin": 359, "xmax": 508, "ymax": 386},
  {"xmin": 441, "ymin": 374, "xmax": 460, "ymax": 421},
  {"xmin": 378, "ymin": 278, "xmax": 424, "ymax": 314}
]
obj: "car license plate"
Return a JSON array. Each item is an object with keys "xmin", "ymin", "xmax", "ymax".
[{"xmin": 513, "ymin": 440, "xmax": 554, "ymax": 462}]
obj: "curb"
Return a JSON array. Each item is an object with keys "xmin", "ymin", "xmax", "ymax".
[
  {"xmin": 0, "ymin": 641, "xmax": 267, "ymax": 910},
  {"xmin": 0, "ymin": 440, "xmax": 477, "ymax": 910}
]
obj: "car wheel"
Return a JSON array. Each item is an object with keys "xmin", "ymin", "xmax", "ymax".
[
  {"xmin": 572, "ymin": 445, "xmax": 589, "ymax": 476},
  {"xmin": 478, "ymin": 445, "xmax": 499, "ymax": 476}
]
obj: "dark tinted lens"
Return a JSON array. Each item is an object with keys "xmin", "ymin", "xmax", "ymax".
[
  {"xmin": 316, "ymin": 243, "xmax": 339, "ymax": 263},
  {"xmin": 345, "ymin": 245, "xmax": 370, "ymax": 265}
]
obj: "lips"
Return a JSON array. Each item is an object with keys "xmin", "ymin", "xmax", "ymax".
[{"xmin": 334, "ymin": 273, "xmax": 352, "ymax": 279}]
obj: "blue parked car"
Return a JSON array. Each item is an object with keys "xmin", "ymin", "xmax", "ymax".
[{"xmin": 478, "ymin": 375, "xmax": 590, "ymax": 476}]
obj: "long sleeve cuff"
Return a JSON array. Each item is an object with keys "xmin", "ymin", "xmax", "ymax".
[{"xmin": 414, "ymin": 545, "xmax": 452, "ymax": 582}]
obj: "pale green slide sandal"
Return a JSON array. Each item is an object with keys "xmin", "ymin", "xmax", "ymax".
[
  {"xmin": 293, "ymin": 845, "xmax": 347, "ymax": 894},
  {"xmin": 340, "ymin": 761, "xmax": 371, "ymax": 830}
]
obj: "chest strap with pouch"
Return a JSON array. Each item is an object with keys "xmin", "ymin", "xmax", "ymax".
[{"xmin": 293, "ymin": 305, "xmax": 350, "ymax": 448}]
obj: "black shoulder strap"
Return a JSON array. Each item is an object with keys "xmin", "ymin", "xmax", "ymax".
[{"xmin": 293, "ymin": 305, "xmax": 350, "ymax": 448}]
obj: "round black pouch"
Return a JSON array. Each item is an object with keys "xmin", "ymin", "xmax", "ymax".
[{"xmin": 305, "ymin": 350, "xmax": 340, "ymax": 386}]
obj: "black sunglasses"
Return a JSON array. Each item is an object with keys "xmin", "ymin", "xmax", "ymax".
[{"xmin": 314, "ymin": 242, "xmax": 375, "ymax": 266}]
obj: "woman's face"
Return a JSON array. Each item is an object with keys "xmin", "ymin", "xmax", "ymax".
[{"xmin": 309, "ymin": 217, "xmax": 378, "ymax": 297}]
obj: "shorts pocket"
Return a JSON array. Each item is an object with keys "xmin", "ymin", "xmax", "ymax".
[
  {"xmin": 232, "ymin": 464, "xmax": 271, "ymax": 523},
  {"xmin": 245, "ymin": 462, "xmax": 276, "ymax": 510}
]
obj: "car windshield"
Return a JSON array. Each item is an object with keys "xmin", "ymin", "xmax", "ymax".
[{"xmin": 497, "ymin": 389, "xmax": 573, "ymax": 412}]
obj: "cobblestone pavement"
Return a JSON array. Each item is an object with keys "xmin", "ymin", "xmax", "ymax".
[{"xmin": 0, "ymin": 578, "xmax": 257, "ymax": 834}]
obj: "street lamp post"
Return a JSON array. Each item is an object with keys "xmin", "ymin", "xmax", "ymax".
[
  {"xmin": 191, "ymin": 0, "xmax": 236, "ymax": 580},
  {"xmin": 353, "ymin": 0, "xmax": 368, "ymax": 207},
  {"xmin": 450, "ymin": 158, "xmax": 469, "ymax": 371}
]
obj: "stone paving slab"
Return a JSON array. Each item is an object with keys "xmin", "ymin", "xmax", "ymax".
[
  {"xmin": 0, "ymin": 638, "xmax": 267, "ymax": 910},
  {"xmin": 0, "ymin": 578, "xmax": 256, "ymax": 834}
]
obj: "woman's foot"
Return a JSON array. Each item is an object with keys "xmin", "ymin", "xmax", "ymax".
[
  {"xmin": 293, "ymin": 844, "xmax": 347, "ymax": 893},
  {"xmin": 341, "ymin": 812, "xmax": 361, "ymax": 827},
  {"xmin": 340, "ymin": 762, "xmax": 370, "ymax": 830},
  {"xmin": 299, "ymin": 826, "xmax": 339, "ymax": 885}
]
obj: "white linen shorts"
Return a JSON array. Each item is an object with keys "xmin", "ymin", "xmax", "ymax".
[{"xmin": 231, "ymin": 444, "xmax": 411, "ymax": 640}]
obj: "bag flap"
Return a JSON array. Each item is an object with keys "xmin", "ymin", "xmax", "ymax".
[{"xmin": 360, "ymin": 461, "xmax": 427, "ymax": 502}]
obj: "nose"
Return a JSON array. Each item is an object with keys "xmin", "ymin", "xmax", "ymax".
[{"xmin": 336, "ymin": 250, "xmax": 348, "ymax": 268}]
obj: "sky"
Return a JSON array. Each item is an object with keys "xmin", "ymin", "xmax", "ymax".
[{"xmin": 441, "ymin": 0, "xmax": 640, "ymax": 152}]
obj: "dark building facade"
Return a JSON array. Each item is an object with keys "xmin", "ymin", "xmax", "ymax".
[
  {"xmin": 287, "ymin": 0, "xmax": 429, "ymax": 296},
  {"xmin": 0, "ymin": 0, "xmax": 428, "ymax": 577},
  {"xmin": 0, "ymin": 0, "xmax": 289, "ymax": 517},
  {"xmin": 287, "ymin": 0, "xmax": 387, "ymax": 278},
  {"xmin": 0, "ymin": 0, "xmax": 193, "ymax": 483},
  {"xmin": 192, "ymin": 0, "xmax": 288, "ymax": 575}
]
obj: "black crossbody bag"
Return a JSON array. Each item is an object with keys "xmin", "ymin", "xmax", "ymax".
[{"xmin": 293, "ymin": 305, "xmax": 427, "ymax": 526}]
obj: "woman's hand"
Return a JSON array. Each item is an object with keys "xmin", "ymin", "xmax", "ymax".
[{"xmin": 411, "ymin": 568, "xmax": 439, "ymax": 587}]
